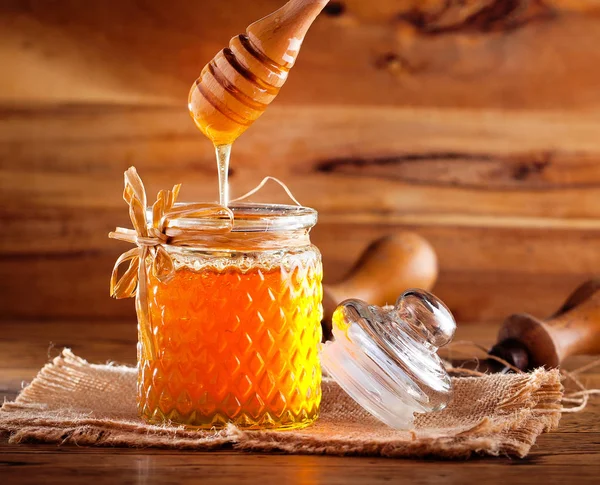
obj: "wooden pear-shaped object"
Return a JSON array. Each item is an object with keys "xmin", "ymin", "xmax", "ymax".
[
  {"xmin": 491, "ymin": 278, "xmax": 600, "ymax": 370},
  {"xmin": 322, "ymin": 233, "xmax": 439, "ymax": 341}
]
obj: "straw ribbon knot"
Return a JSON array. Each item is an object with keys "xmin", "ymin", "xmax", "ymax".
[
  {"xmin": 109, "ymin": 166, "xmax": 234, "ymax": 299},
  {"xmin": 108, "ymin": 167, "xmax": 234, "ymax": 360},
  {"xmin": 135, "ymin": 230, "xmax": 168, "ymax": 247}
]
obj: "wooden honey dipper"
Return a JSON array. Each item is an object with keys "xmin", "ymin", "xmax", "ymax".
[
  {"xmin": 188, "ymin": 0, "xmax": 330, "ymax": 147},
  {"xmin": 321, "ymin": 233, "xmax": 439, "ymax": 341},
  {"xmin": 490, "ymin": 278, "xmax": 600, "ymax": 370}
]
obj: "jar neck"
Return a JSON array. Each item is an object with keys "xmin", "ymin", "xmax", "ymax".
[{"xmin": 164, "ymin": 228, "xmax": 312, "ymax": 252}]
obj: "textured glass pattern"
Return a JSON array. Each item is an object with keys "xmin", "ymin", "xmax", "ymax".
[
  {"xmin": 321, "ymin": 290, "xmax": 455, "ymax": 430},
  {"xmin": 138, "ymin": 248, "xmax": 323, "ymax": 429}
]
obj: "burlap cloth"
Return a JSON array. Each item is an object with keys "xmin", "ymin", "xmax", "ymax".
[{"xmin": 0, "ymin": 349, "xmax": 563, "ymax": 458}]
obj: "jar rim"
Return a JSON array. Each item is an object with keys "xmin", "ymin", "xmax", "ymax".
[
  {"xmin": 149, "ymin": 202, "xmax": 318, "ymax": 233},
  {"xmin": 228, "ymin": 203, "xmax": 318, "ymax": 232}
]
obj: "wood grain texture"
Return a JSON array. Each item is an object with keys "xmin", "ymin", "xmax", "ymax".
[
  {"xmin": 0, "ymin": 442, "xmax": 599, "ymax": 485},
  {"xmin": 1, "ymin": 321, "xmax": 599, "ymax": 484},
  {"xmin": 3, "ymin": 0, "xmax": 600, "ymax": 322},
  {"xmin": 3, "ymin": 0, "xmax": 600, "ymax": 110}
]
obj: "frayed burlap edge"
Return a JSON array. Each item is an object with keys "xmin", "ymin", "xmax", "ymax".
[
  {"xmin": 0, "ymin": 350, "xmax": 563, "ymax": 459},
  {"xmin": 228, "ymin": 370, "xmax": 563, "ymax": 459}
]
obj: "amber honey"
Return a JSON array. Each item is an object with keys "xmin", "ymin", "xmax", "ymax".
[{"xmin": 138, "ymin": 241, "xmax": 323, "ymax": 429}]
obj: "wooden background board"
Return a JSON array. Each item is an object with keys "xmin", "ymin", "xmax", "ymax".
[{"xmin": 3, "ymin": 0, "xmax": 600, "ymax": 323}]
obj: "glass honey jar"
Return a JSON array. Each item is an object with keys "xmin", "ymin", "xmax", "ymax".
[{"xmin": 135, "ymin": 203, "xmax": 323, "ymax": 430}]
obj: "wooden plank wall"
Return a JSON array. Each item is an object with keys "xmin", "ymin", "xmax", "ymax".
[{"xmin": 2, "ymin": 0, "xmax": 600, "ymax": 324}]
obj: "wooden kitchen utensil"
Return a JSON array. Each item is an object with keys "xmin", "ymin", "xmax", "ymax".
[
  {"xmin": 490, "ymin": 278, "xmax": 600, "ymax": 370},
  {"xmin": 189, "ymin": 0, "xmax": 330, "ymax": 146},
  {"xmin": 321, "ymin": 232, "xmax": 438, "ymax": 340}
]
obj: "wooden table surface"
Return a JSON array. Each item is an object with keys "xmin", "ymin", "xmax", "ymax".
[{"xmin": 1, "ymin": 320, "xmax": 599, "ymax": 484}]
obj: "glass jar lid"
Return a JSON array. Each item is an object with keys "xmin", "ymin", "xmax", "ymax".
[{"xmin": 321, "ymin": 289, "xmax": 456, "ymax": 429}]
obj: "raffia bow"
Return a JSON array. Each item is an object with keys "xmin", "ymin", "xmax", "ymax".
[{"xmin": 109, "ymin": 167, "xmax": 233, "ymax": 359}]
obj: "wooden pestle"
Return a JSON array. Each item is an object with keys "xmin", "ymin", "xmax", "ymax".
[
  {"xmin": 321, "ymin": 233, "xmax": 438, "ymax": 341},
  {"xmin": 188, "ymin": 0, "xmax": 330, "ymax": 146},
  {"xmin": 490, "ymin": 278, "xmax": 600, "ymax": 370}
]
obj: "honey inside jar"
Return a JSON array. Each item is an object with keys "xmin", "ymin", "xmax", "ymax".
[{"xmin": 136, "ymin": 204, "xmax": 323, "ymax": 429}]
